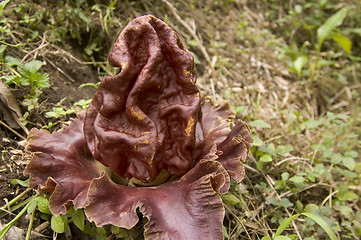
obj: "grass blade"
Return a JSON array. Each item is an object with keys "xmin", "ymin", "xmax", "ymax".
[{"xmin": 301, "ymin": 212, "xmax": 338, "ymax": 240}]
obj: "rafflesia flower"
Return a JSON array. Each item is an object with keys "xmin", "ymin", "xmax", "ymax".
[{"xmin": 24, "ymin": 15, "xmax": 252, "ymax": 239}]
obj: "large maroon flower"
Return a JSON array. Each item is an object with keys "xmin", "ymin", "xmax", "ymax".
[{"xmin": 24, "ymin": 15, "xmax": 252, "ymax": 239}]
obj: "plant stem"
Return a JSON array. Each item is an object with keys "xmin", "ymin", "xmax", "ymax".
[
  {"xmin": 25, "ymin": 207, "xmax": 36, "ymax": 240},
  {"xmin": 0, "ymin": 196, "xmax": 35, "ymax": 239},
  {"xmin": 0, "ymin": 188, "xmax": 32, "ymax": 210}
]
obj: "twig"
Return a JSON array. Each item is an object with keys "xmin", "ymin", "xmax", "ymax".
[
  {"xmin": 224, "ymin": 204, "xmax": 253, "ymax": 239},
  {"xmin": 162, "ymin": 0, "xmax": 217, "ymax": 101},
  {"xmin": 42, "ymin": 56, "xmax": 76, "ymax": 83},
  {"xmin": 0, "ymin": 119, "xmax": 26, "ymax": 140}
]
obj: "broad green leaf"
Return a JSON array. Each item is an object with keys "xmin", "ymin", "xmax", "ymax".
[
  {"xmin": 260, "ymin": 154, "xmax": 272, "ymax": 162},
  {"xmin": 221, "ymin": 193, "xmax": 241, "ymax": 206},
  {"xmin": 51, "ymin": 215, "xmax": 68, "ymax": 233},
  {"xmin": 37, "ymin": 197, "xmax": 51, "ymax": 214},
  {"xmin": 274, "ymin": 213, "xmax": 300, "ymax": 236},
  {"xmin": 249, "ymin": 120, "xmax": 271, "ymax": 128},
  {"xmin": 293, "ymin": 55, "xmax": 308, "ymax": 78},
  {"xmin": 72, "ymin": 209, "xmax": 85, "ymax": 230},
  {"xmin": 317, "ymin": 8, "xmax": 348, "ymax": 50},
  {"xmin": 342, "ymin": 156, "xmax": 355, "ymax": 170},
  {"xmin": 331, "ymin": 33, "xmax": 352, "ymax": 54},
  {"xmin": 301, "ymin": 212, "xmax": 338, "ymax": 240}
]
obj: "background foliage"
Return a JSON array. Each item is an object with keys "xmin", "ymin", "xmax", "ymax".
[{"xmin": 0, "ymin": 0, "xmax": 360, "ymax": 239}]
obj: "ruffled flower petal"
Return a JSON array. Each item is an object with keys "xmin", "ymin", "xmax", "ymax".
[
  {"xmin": 85, "ymin": 160, "xmax": 229, "ymax": 240},
  {"xmin": 24, "ymin": 115, "xmax": 106, "ymax": 214}
]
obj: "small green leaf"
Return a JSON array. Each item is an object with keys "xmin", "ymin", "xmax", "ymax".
[
  {"xmin": 252, "ymin": 135, "xmax": 263, "ymax": 146},
  {"xmin": 260, "ymin": 154, "xmax": 272, "ymax": 163},
  {"xmin": 38, "ymin": 197, "xmax": 51, "ymax": 214},
  {"xmin": 11, "ymin": 179, "xmax": 29, "ymax": 187},
  {"xmin": 338, "ymin": 191, "xmax": 358, "ymax": 201},
  {"xmin": 279, "ymin": 198, "xmax": 294, "ymax": 208},
  {"xmin": 4, "ymin": 56, "xmax": 21, "ymax": 67},
  {"xmin": 289, "ymin": 176, "xmax": 305, "ymax": 184},
  {"xmin": 249, "ymin": 120, "xmax": 271, "ymax": 128},
  {"xmin": 293, "ymin": 55, "xmax": 308, "ymax": 78},
  {"xmin": 187, "ymin": 39, "xmax": 198, "ymax": 47},
  {"xmin": 276, "ymin": 145, "xmax": 294, "ymax": 155},
  {"xmin": 304, "ymin": 119, "xmax": 322, "ymax": 129},
  {"xmin": 331, "ymin": 33, "xmax": 352, "ymax": 54},
  {"xmin": 221, "ymin": 193, "xmax": 241, "ymax": 206},
  {"xmin": 72, "ymin": 209, "xmax": 85, "ymax": 230},
  {"xmin": 51, "ymin": 215, "xmax": 68, "ymax": 233},
  {"xmin": 342, "ymin": 156, "xmax": 355, "ymax": 170},
  {"xmin": 301, "ymin": 212, "xmax": 338, "ymax": 240},
  {"xmin": 274, "ymin": 236, "xmax": 292, "ymax": 240},
  {"xmin": 27, "ymin": 197, "xmax": 39, "ymax": 214},
  {"xmin": 317, "ymin": 8, "xmax": 348, "ymax": 50},
  {"xmin": 261, "ymin": 237, "xmax": 271, "ymax": 240}
]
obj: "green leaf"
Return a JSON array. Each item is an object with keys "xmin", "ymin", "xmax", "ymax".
[
  {"xmin": 51, "ymin": 215, "xmax": 68, "ymax": 233},
  {"xmin": 293, "ymin": 55, "xmax": 308, "ymax": 78},
  {"xmin": 4, "ymin": 56, "xmax": 21, "ymax": 67},
  {"xmin": 249, "ymin": 120, "xmax": 271, "ymax": 128},
  {"xmin": 289, "ymin": 176, "xmax": 305, "ymax": 184},
  {"xmin": 301, "ymin": 212, "xmax": 338, "ymax": 240},
  {"xmin": 221, "ymin": 193, "xmax": 241, "ymax": 205},
  {"xmin": 331, "ymin": 33, "xmax": 352, "ymax": 54},
  {"xmin": 252, "ymin": 135, "xmax": 263, "ymax": 146},
  {"xmin": 304, "ymin": 119, "xmax": 322, "ymax": 129},
  {"xmin": 274, "ymin": 213, "xmax": 300, "ymax": 236},
  {"xmin": 261, "ymin": 237, "xmax": 271, "ymax": 240},
  {"xmin": 37, "ymin": 197, "xmax": 51, "ymax": 214},
  {"xmin": 274, "ymin": 236, "xmax": 292, "ymax": 240},
  {"xmin": 27, "ymin": 197, "xmax": 39, "ymax": 214},
  {"xmin": 260, "ymin": 154, "xmax": 272, "ymax": 163},
  {"xmin": 72, "ymin": 209, "xmax": 85, "ymax": 230},
  {"xmin": 279, "ymin": 198, "xmax": 294, "ymax": 208},
  {"xmin": 0, "ymin": 0, "xmax": 10, "ymax": 12},
  {"xmin": 18, "ymin": 60, "xmax": 43, "ymax": 76},
  {"xmin": 342, "ymin": 156, "xmax": 355, "ymax": 170},
  {"xmin": 338, "ymin": 191, "xmax": 358, "ymax": 201},
  {"xmin": 317, "ymin": 8, "xmax": 348, "ymax": 50},
  {"xmin": 276, "ymin": 145, "xmax": 294, "ymax": 155},
  {"xmin": 11, "ymin": 179, "xmax": 29, "ymax": 187}
]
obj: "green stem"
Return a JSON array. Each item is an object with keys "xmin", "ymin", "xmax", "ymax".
[
  {"xmin": 25, "ymin": 208, "xmax": 36, "ymax": 240},
  {"xmin": 0, "ymin": 188, "xmax": 32, "ymax": 211},
  {"xmin": 0, "ymin": 196, "xmax": 35, "ymax": 239}
]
